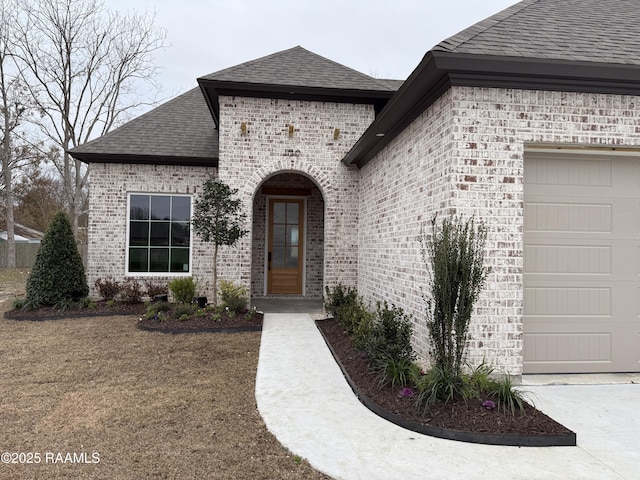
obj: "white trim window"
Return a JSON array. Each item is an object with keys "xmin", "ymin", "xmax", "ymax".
[{"xmin": 127, "ymin": 193, "xmax": 191, "ymax": 274}]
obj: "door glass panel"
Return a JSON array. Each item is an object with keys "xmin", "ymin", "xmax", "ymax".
[
  {"xmin": 287, "ymin": 225, "xmax": 298, "ymax": 246},
  {"xmin": 273, "ymin": 225, "xmax": 285, "ymax": 245},
  {"xmin": 272, "ymin": 246, "xmax": 285, "ymax": 267},
  {"xmin": 286, "ymin": 203, "xmax": 299, "ymax": 223},
  {"xmin": 274, "ymin": 202, "xmax": 286, "ymax": 223}
]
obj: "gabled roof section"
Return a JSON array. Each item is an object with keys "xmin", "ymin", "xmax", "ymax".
[
  {"xmin": 69, "ymin": 87, "xmax": 218, "ymax": 167},
  {"xmin": 344, "ymin": 0, "xmax": 640, "ymax": 168},
  {"xmin": 198, "ymin": 46, "xmax": 398, "ymax": 126}
]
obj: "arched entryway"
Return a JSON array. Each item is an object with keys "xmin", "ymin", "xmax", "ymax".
[{"xmin": 251, "ymin": 172, "xmax": 325, "ymax": 298}]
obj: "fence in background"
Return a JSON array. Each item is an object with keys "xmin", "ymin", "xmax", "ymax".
[{"xmin": 0, "ymin": 243, "xmax": 87, "ymax": 269}]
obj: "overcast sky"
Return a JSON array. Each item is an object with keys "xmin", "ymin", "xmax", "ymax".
[{"xmin": 106, "ymin": 0, "xmax": 518, "ymax": 100}]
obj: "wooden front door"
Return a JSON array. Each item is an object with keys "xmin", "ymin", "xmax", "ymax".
[{"xmin": 268, "ymin": 199, "xmax": 304, "ymax": 294}]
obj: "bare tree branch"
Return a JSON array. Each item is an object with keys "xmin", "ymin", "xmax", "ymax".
[{"xmin": 11, "ymin": 0, "xmax": 166, "ymax": 233}]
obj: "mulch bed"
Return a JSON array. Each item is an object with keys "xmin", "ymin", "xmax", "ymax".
[
  {"xmin": 137, "ymin": 308, "xmax": 263, "ymax": 333},
  {"xmin": 316, "ymin": 318, "xmax": 575, "ymax": 444},
  {"xmin": 4, "ymin": 301, "xmax": 263, "ymax": 333},
  {"xmin": 4, "ymin": 301, "xmax": 147, "ymax": 321}
]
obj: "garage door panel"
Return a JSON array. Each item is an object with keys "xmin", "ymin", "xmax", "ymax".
[
  {"xmin": 525, "ymin": 332, "xmax": 611, "ymax": 363},
  {"xmin": 525, "ymin": 245, "xmax": 611, "ymax": 274},
  {"xmin": 524, "ymin": 156, "xmax": 612, "ymax": 187},
  {"xmin": 524, "ymin": 324, "xmax": 640, "ymax": 374},
  {"xmin": 525, "ymin": 202, "xmax": 611, "ymax": 233},
  {"xmin": 524, "ymin": 153, "xmax": 640, "ymax": 373},
  {"xmin": 525, "ymin": 287, "xmax": 611, "ymax": 316}
]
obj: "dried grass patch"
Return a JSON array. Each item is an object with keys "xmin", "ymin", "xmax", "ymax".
[{"xmin": 0, "ymin": 314, "xmax": 329, "ymax": 479}]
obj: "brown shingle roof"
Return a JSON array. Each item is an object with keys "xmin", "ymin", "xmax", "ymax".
[
  {"xmin": 69, "ymin": 87, "xmax": 218, "ymax": 166},
  {"xmin": 71, "ymin": 47, "xmax": 400, "ymax": 165},
  {"xmin": 199, "ymin": 46, "xmax": 397, "ymax": 92},
  {"xmin": 198, "ymin": 46, "xmax": 399, "ymax": 125},
  {"xmin": 344, "ymin": 0, "xmax": 640, "ymax": 168},
  {"xmin": 434, "ymin": 0, "xmax": 640, "ymax": 65}
]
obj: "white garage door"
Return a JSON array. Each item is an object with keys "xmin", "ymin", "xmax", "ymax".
[{"xmin": 523, "ymin": 153, "xmax": 640, "ymax": 374}]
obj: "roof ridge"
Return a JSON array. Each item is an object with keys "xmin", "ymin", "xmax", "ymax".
[
  {"xmin": 199, "ymin": 46, "xmax": 303, "ymax": 81},
  {"xmin": 433, "ymin": 0, "xmax": 540, "ymax": 52},
  {"xmin": 294, "ymin": 47, "xmax": 397, "ymax": 91},
  {"xmin": 200, "ymin": 46, "xmax": 396, "ymax": 91}
]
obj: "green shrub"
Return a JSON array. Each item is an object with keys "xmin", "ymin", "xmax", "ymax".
[
  {"xmin": 25, "ymin": 211, "xmax": 89, "ymax": 306},
  {"xmin": 173, "ymin": 303, "xmax": 196, "ymax": 320},
  {"xmin": 119, "ymin": 278, "xmax": 143, "ymax": 303},
  {"xmin": 351, "ymin": 309, "xmax": 375, "ymax": 351},
  {"xmin": 94, "ymin": 277, "xmax": 121, "ymax": 301},
  {"xmin": 421, "ymin": 215, "xmax": 490, "ymax": 377},
  {"xmin": 142, "ymin": 301, "xmax": 171, "ymax": 320},
  {"xmin": 169, "ymin": 277, "xmax": 197, "ymax": 304},
  {"xmin": 335, "ymin": 298, "xmax": 372, "ymax": 336},
  {"xmin": 365, "ymin": 301, "xmax": 415, "ymax": 366},
  {"xmin": 324, "ymin": 283, "xmax": 358, "ymax": 317},
  {"xmin": 219, "ymin": 279, "xmax": 248, "ymax": 313}
]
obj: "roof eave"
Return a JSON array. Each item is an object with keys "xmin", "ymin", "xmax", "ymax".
[
  {"xmin": 344, "ymin": 51, "xmax": 640, "ymax": 168},
  {"xmin": 68, "ymin": 151, "xmax": 219, "ymax": 168}
]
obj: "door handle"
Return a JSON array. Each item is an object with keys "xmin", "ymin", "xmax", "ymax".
[{"xmin": 268, "ymin": 251, "xmax": 271, "ymax": 270}]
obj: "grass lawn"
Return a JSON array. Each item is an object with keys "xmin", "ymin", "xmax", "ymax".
[{"xmin": 0, "ymin": 270, "xmax": 329, "ymax": 479}]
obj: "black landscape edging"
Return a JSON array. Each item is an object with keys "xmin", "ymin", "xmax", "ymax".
[
  {"xmin": 315, "ymin": 320, "xmax": 576, "ymax": 447},
  {"xmin": 3, "ymin": 309, "xmax": 142, "ymax": 321},
  {"xmin": 136, "ymin": 323, "xmax": 262, "ymax": 334}
]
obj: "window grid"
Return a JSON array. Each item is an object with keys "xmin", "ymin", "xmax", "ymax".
[{"xmin": 128, "ymin": 194, "xmax": 191, "ymax": 274}]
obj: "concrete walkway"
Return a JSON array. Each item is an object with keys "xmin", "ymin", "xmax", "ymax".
[{"xmin": 255, "ymin": 313, "xmax": 640, "ymax": 480}]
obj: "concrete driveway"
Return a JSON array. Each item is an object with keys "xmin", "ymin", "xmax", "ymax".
[
  {"xmin": 256, "ymin": 313, "xmax": 640, "ymax": 480},
  {"xmin": 524, "ymin": 379, "xmax": 640, "ymax": 480}
]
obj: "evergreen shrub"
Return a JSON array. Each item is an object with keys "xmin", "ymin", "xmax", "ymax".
[{"xmin": 25, "ymin": 211, "xmax": 88, "ymax": 306}]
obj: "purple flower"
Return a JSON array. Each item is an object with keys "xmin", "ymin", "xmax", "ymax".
[
  {"xmin": 399, "ymin": 387, "xmax": 414, "ymax": 398},
  {"xmin": 482, "ymin": 400, "xmax": 496, "ymax": 410}
]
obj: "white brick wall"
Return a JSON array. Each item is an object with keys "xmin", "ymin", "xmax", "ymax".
[
  {"xmin": 217, "ymin": 96, "xmax": 375, "ymax": 297},
  {"xmin": 87, "ymin": 162, "xmax": 217, "ymax": 298},
  {"xmin": 358, "ymin": 86, "xmax": 640, "ymax": 375},
  {"xmin": 86, "ymin": 85, "xmax": 640, "ymax": 375}
]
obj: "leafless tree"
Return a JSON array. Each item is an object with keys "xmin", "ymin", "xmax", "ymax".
[
  {"xmin": 13, "ymin": 162, "xmax": 66, "ymax": 233},
  {"xmin": 0, "ymin": 0, "xmax": 38, "ymax": 268},
  {"xmin": 11, "ymin": 0, "xmax": 166, "ymax": 234}
]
